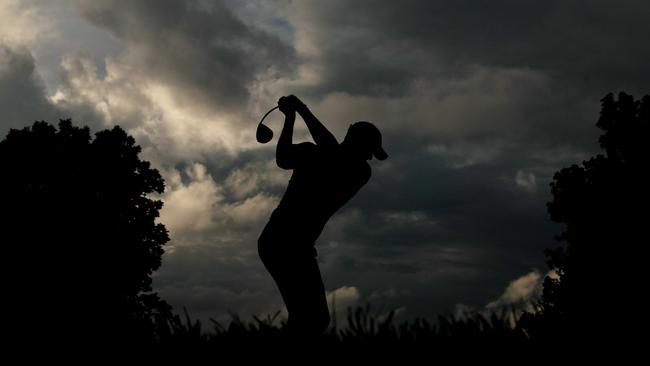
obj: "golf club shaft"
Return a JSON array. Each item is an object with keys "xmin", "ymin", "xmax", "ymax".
[{"xmin": 259, "ymin": 106, "xmax": 279, "ymax": 126}]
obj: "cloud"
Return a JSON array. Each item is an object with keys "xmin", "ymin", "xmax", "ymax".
[
  {"xmin": 152, "ymin": 239, "xmax": 284, "ymax": 325},
  {"xmin": 0, "ymin": 0, "xmax": 54, "ymax": 48},
  {"xmin": 327, "ymin": 285, "xmax": 361, "ymax": 309},
  {"xmin": 72, "ymin": 0, "xmax": 295, "ymax": 113},
  {"xmin": 50, "ymin": 52, "xmax": 151, "ymax": 131},
  {"xmin": 380, "ymin": 211, "xmax": 437, "ymax": 227},
  {"xmin": 515, "ymin": 170, "xmax": 538, "ymax": 193},
  {"xmin": 222, "ymin": 193, "xmax": 278, "ymax": 227},
  {"xmin": 454, "ymin": 269, "xmax": 550, "ymax": 320},
  {"xmin": 280, "ymin": 0, "xmax": 644, "ymax": 164},
  {"xmin": 427, "ymin": 140, "xmax": 506, "ymax": 169},
  {"xmin": 154, "ymin": 161, "xmax": 286, "ymax": 323},
  {"xmin": 223, "ymin": 159, "xmax": 289, "ymax": 200},
  {"xmin": 326, "ymin": 285, "xmax": 361, "ymax": 327},
  {"xmin": 0, "ymin": 44, "xmax": 61, "ymax": 137},
  {"xmin": 486, "ymin": 270, "xmax": 544, "ymax": 311},
  {"xmin": 159, "ymin": 161, "xmax": 283, "ymax": 243},
  {"xmin": 159, "ymin": 163, "xmax": 222, "ymax": 238},
  {"xmin": 43, "ymin": 0, "xmax": 298, "ymax": 163},
  {"xmin": 287, "ymin": 0, "xmax": 650, "ymax": 97},
  {"xmin": 3, "ymin": 0, "xmax": 650, "ymax": 325},
  {"xmin": 50, "ymin": 51, "xmax": 262, "ymax": 164}
]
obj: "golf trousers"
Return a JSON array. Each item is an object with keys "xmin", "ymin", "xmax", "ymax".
[{"xmin": 258, "ymin": 221, "xmax": 330, "ymax": 336}]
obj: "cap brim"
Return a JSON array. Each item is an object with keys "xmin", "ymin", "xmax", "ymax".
[{"xmin": 373, "ymin": 146, "xmax": 388, "ymax": 160}]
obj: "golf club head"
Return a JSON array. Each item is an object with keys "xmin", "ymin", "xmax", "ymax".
[{"xmin": 256, "ymin": 123, "xmax": 273, "ymax": 144}]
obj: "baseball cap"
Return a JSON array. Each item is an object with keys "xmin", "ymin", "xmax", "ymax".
[{"xmin": 350, "ymin": 121, "xmax": 388, "ymax": 160}]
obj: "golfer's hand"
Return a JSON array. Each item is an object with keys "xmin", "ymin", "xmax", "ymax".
[
  {"xmin": 286, "ymin": 95, "xmax": 307, "ymax": 113},
  {"xmin": 278, "ymin": 96, "xmax": 295, "ymax": 116}
]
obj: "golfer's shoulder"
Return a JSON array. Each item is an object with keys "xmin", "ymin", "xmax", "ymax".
[
  {"xmin": 296, "ymin": 141, "xmax": 316, "ymax": 150},
  {"xmin": 295, "ymin": 141, "xmax": 317, "ymax": 155}
]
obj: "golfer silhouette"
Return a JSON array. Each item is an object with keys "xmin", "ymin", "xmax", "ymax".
[{"xmin": 258, "ymin": 95, "xmax": 388, "ymax": 337}]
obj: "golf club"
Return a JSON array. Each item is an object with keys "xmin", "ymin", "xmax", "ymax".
[{"xmin": 256, "ymin": 106, "xmax": 278, "ymax": 144}]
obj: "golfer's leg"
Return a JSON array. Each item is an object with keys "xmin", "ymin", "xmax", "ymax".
[{"xmin": 279, "ymin": 254, "xmax": 330, "ymax": 336}]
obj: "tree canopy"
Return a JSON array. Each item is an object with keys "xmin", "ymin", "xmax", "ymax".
[
  {"xmin": 527, "ymin": 92, "xmax": 649, "ymax": 340},
  {"xmin": 0, "ymin": 119, "xmax": 170, "ymax": 344}
]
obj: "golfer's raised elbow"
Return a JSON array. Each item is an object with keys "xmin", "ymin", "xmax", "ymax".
[{"xmin": 276, "ymin": 156, "xmax": 293, "ymax": 170}]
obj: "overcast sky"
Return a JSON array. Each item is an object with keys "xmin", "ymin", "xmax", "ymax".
[{"xmin": 2, "ymin": 0, "xmax": 649, "ymax": 324}]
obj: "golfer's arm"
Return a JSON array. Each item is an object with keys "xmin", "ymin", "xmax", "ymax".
[
  {"xmin": 297, "ymin": 105, "xmax": 339, "ymax": 148},
  {"xmin": 276, "ymin": 113, "xmax": 296, "ymax": 169}
]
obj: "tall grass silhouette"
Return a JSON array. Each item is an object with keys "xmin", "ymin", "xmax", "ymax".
[{"xmin": 155, "ymin": 303, "xmax": 531, "ymax": 348}]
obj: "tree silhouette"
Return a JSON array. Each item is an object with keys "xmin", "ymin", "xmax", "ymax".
[
  {"xmin": 0, "ymin": 119, "xmax": 171, "ymax": 345},
  {"xmin": 524, "ymin": 92, "xmax": 649, "ymax": 341}
]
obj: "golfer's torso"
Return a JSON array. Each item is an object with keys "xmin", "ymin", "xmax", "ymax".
[{"xmin": 270, "ymin": 149, "xmax": 370, "ymax": 242}]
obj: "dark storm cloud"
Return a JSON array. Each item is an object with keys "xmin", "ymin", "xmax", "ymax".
[
  {"xmin": 73, "ymin": 0, "xmax": 296, "ymax": 112},
  {"xmin": 0, "ymin": 44, "xmax": 61, "ymax": 136},
  {"xmin": 3, "ymin": 0, "xmax": 649, "ymax": 323},
  {"xmin": 293, "ymin": 0, "xmax": 650, "ymax": 97},
  {"xmin": 276, "ymin": 0, "xmax": 650, "ymax": 315},
  {"xmin": 63, "ymin": 0, "xmax": 649, "ymax": 320},
  {"xmin": 311, "ymin": 144, "xmax": 560, "ymax": 316},
  {"xmin": 153, "ymin": 240, "xmax": 281, "ymax": 324}
]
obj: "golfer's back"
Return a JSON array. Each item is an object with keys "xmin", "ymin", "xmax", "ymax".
[{"xmin": 266, "ymin": 142, "xmax": 370, "ymax": 246}]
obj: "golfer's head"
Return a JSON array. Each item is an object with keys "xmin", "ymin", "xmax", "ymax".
[{"xmin": 343, "ymin": 121, "xmax": 388, "ymax": 161}]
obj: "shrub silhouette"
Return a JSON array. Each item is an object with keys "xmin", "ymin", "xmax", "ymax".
[
  {"xmin": 523, "ymin": 92, "xmax": 649, "ymax": 341},
  {"xmin": 0, "ymin": 119, "xmax": 171, "ymax": 345}
]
